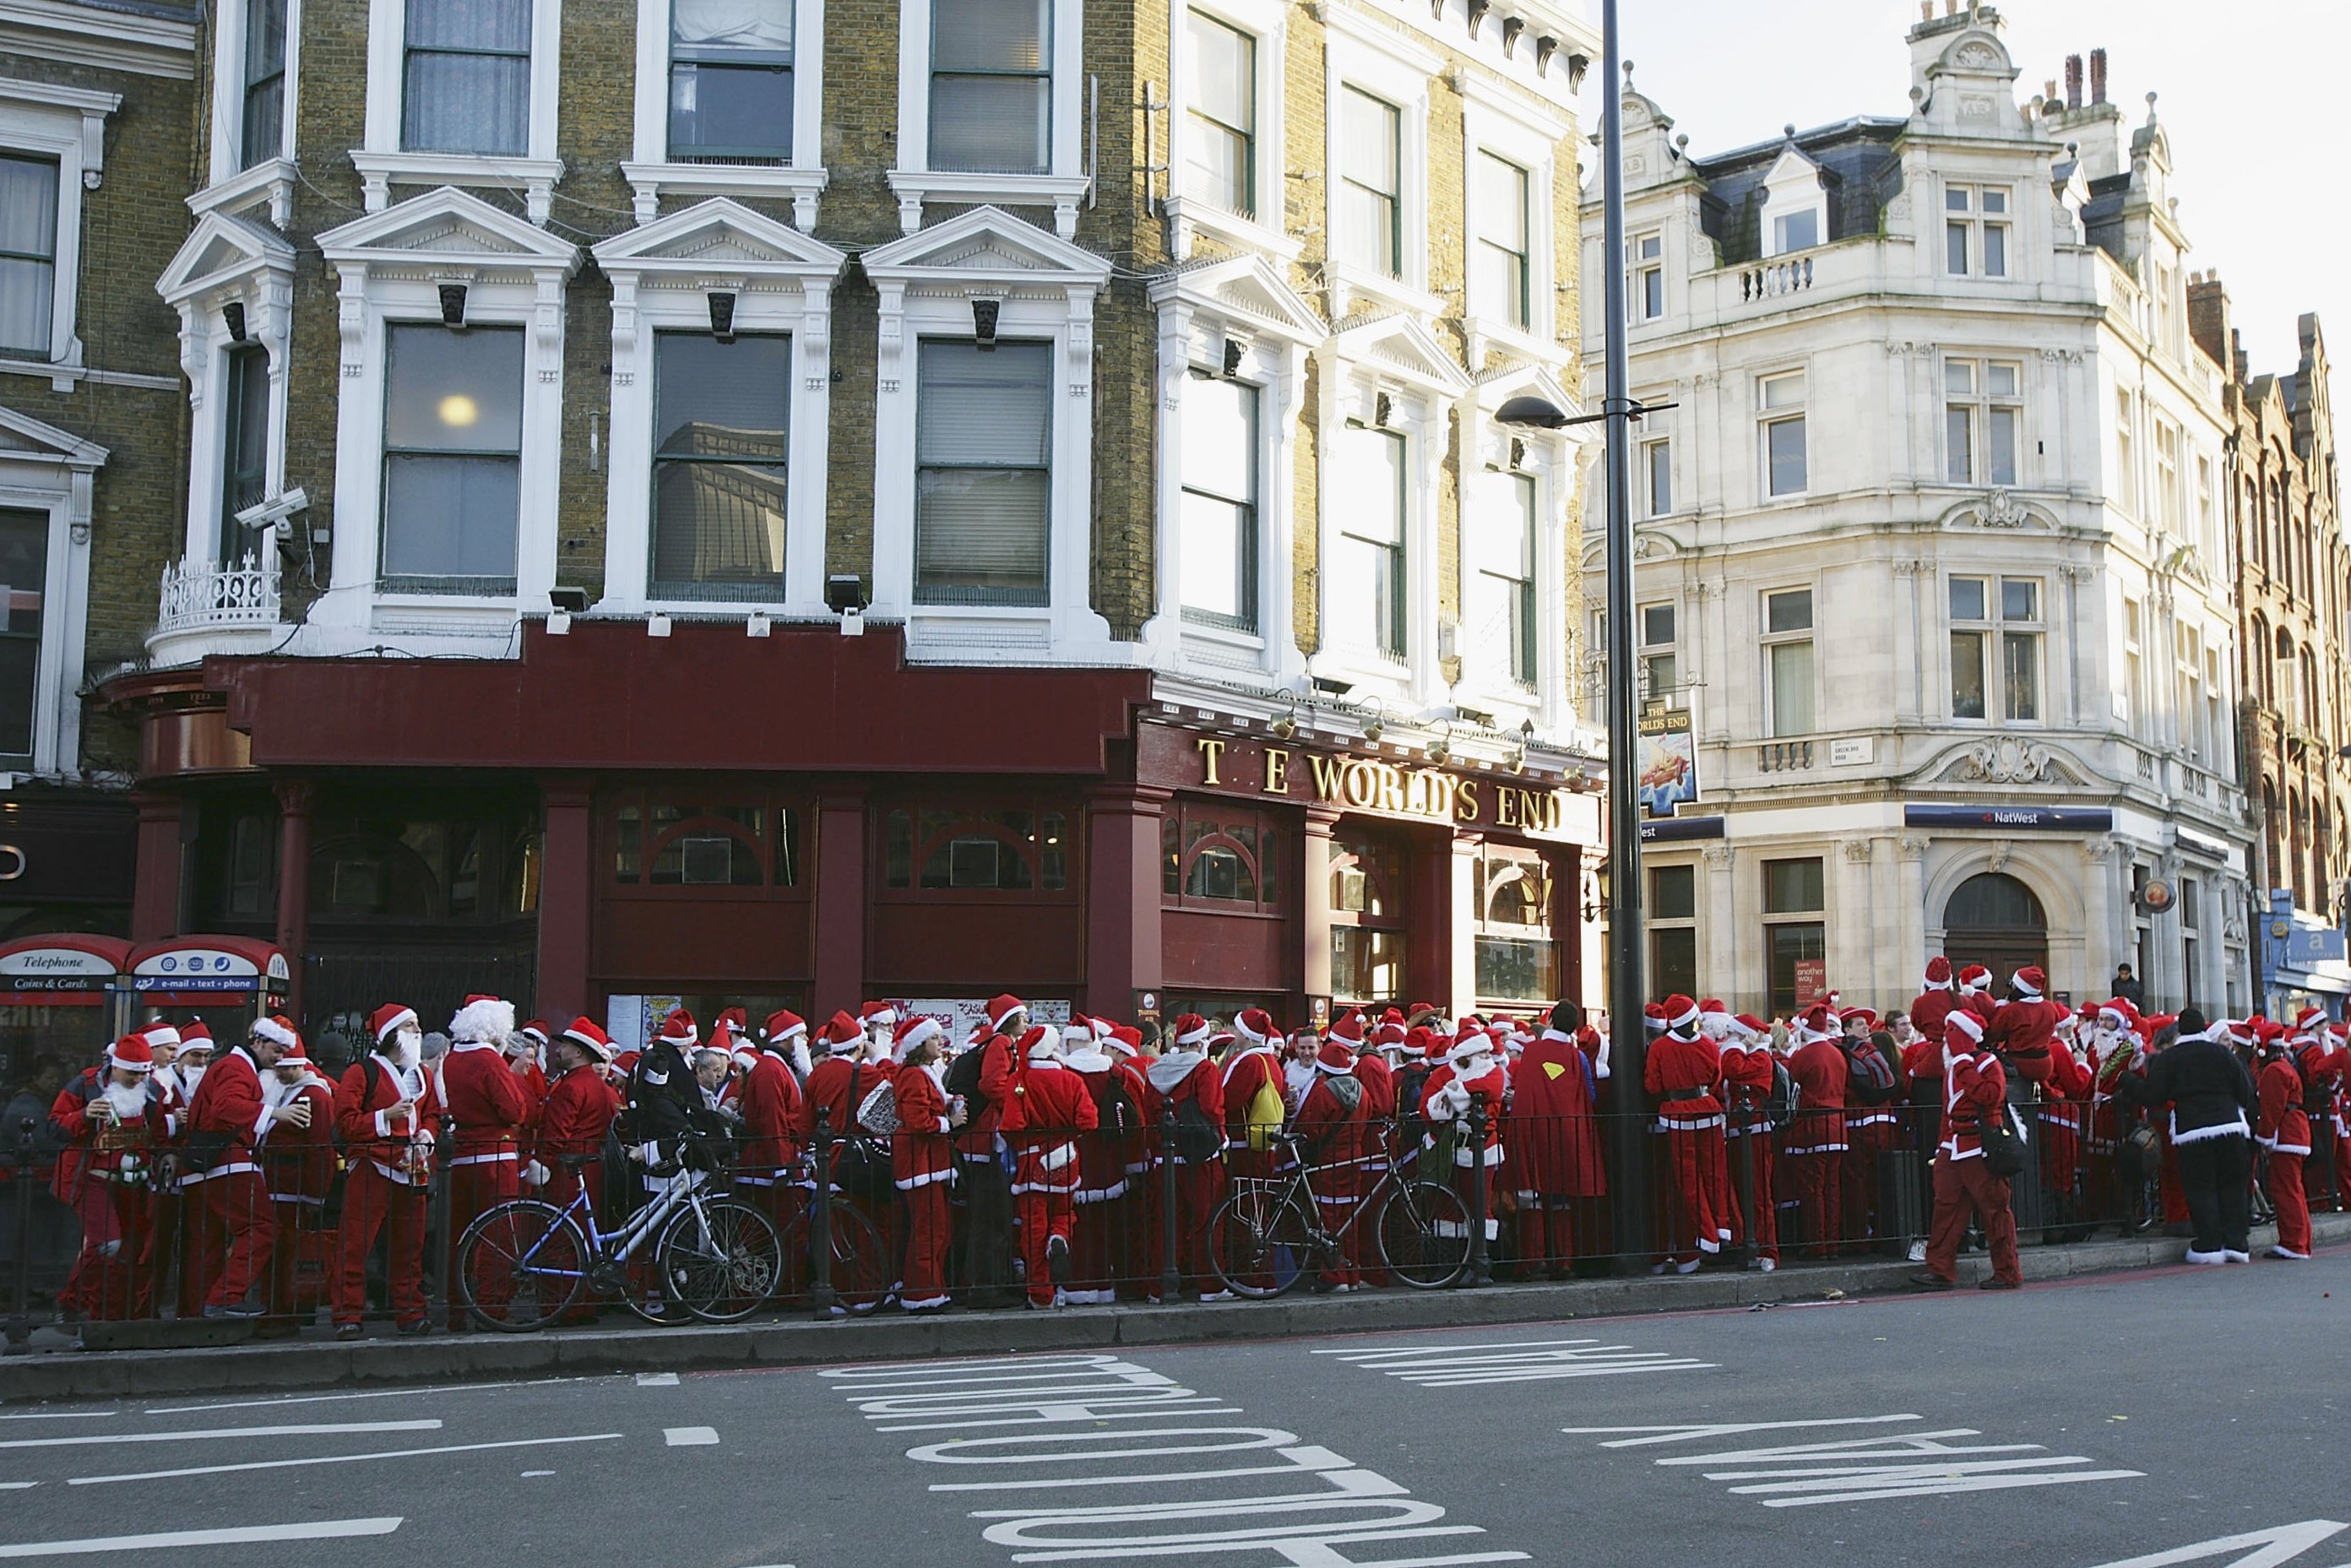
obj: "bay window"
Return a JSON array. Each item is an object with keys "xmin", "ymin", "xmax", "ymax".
[
  {"xmin": 380, "ymin": 323, "xmax": 524, "ymax": 592},
  {"xmin": 650, "ymin": 333, "xmax": 790, "ymax": 597},
  {"xmin": 915, "ymin": 339, "xmax": 1051, "ymax": 605}
]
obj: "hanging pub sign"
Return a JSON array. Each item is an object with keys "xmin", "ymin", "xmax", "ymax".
[
  {"xmin": 1137, "ymin": 720, "xmax": 1589, "ymax": 844},
  {"xmin": 1637, "ymin": 701, "xmax": 1697, "ymax": 819}
]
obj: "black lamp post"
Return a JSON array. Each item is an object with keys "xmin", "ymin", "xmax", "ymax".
[{"xmin": 1496, "ymin": 0, "xmax": 1654, "ymax": 1273}]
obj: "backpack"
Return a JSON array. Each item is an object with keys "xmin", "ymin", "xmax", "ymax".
[
  {"xmin": 1172, "ymin": 1096, "xmax": 1221, "ymax": 1163},
  {"xmin": 1094, "ymin": 1072, "xmax": 1141, "ymax": 1136},
  {"xmin": 1767, "ymin": 1060, "xmax": 1802, "ymax": 1131},
  {"xmin": 944, "ymin": 1038, "xmax": 989, "ymax": 1104},
  {"xmin": 1844, "ymin": 1039, "xmax": 1899, "ymax": 1104},
  {"xmin": 1241, "ymin": 1072, "xmax": 1286, "ymax": 1153}
]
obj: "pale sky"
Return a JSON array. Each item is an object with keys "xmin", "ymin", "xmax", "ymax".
[{"xmin": 1576, "ymin": 0, "xmax": 2347, "ymax": 390}]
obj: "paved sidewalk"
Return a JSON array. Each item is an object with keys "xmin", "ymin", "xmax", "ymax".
[{"xmin": 7, "ymin": 1211, "xmax": 2343, "ymax": 1404}]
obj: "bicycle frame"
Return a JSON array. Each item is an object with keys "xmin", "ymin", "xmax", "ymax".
[{"xmin": 516, "ymin": 1165, "xmax": 712, "ymax": 1284}]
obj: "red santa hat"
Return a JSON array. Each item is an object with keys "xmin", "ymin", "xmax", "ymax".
[
  {"xmin": 1957, "ymin": 963, "xmax": 1992, "ymax": 995},
  {"xmin": 1170, "ymin": 1013, "xmax": 1213, "ymax": 1050},
  {"xmin": 1234, "ymin": 1007, "xmax": 1278, "ymax": 1046},
  {"xmin": 1659, "ymin": 995, "xmax": 1702, "ymax": 1039},
  {"xmin": 1733, "ymin": 1013, "xmax": 1771, "ymax": 1039},
  {"xmin": 985, "ymin": 994, "xmax": 1028, "ymax": 1034},
  {"xmin": 1838, "ymin": 1006, "xmax": 1876, "ymax": 1031},
  {"xmin": 562, "ymin": 1017, "xmax": 615, "ymax": 1061},
  {"xmin": 1922, "ymin": 956, "xmax": 1953, "ymax": 990},
  {"xmin": 2010, "ymin": 966, "xmax": 2048, "ymax": 1001},
  {"xmin": 613, "ymin": 1050, "xmax": 641, "ymax": 1076},
  {"xmin": 1798, "ymin": 1003, "xmax": 1836, "ymax": 1042},
  {"xmin": 1315, "ymin": 1039, "xmax": 1355, "ymax": 1075},
  {"xmin": 1207, "ymin": 1028, "xmax": 1236, "ymax": 1054},
  {"xmin": 1020, "ymin": 1024, "xmax": 1060, "ymax": 1062},
  {"xmin": 2293, "ymin": 1004, "xmax": 2327, "ymax": 1037},
  {"xmin": 253, "ymin": 1013, "xmax": 300, "ymax": 1050},
  {"xmin": 816, "ymin": 1011, "xmax": 861, "ymax": 1051},
  {"xmin": 515, "ymin": 1019, "xmax": 552, "ymax": 1053},
  {"xmin": 2223, "ymin": 1017, "xmax": 2261, "ymax": 1049},
  {"xmin": 1105, "ymin": 1025, "xmax": 1143, "ymax": 1058},
  {"xmin": 1328, "ymin": 1009, "xmax": 1367, "ymax": 1049},
  {"xmin": 1410, "ymin": 1026, "xmax": 1446, "ymax": 1062},
  {"xmin": 1446, "ymin": 1028, "xmax": 1494, "ymax": 1066},
  {"xmin": 172, "ymin": 1020, "xmax": 211, "ymax": 1053},
  {"xmin": 1452, "ymin": 1017, "xmax": 1486, "ymax": 1047},
  {"xmin": 1943, "ymin": 1008, "xmax": 1986, "ymax": 1045},
  {"xmin": 1371, "ymin": 1020, "xmax": 1408, "ymax": 1054},
  {"xmin": 106, "ymin": 1034, "xmax": 155, "ymax": 1072},
  {"xmin": 654, "ymin": 1008, "xmax": 698, "ymax": 1047},
  {"xmin": 859, "ymin": 1001, "xmax": 899, "ymax": 1032},
  {"xmin": 272, "ymin": 1034, "xmax": 311, "ymax": 1064},
  {"xmin": 893, "ymin": 1014, "xmax": 945, "ymax": 1062},
  {"xmin": 1642, "ymin": 1002, "xmax": 1667, "ymax": 1034},
  {"xmin": 369, "ymin": 1005, "xmax": 418, "ymax": 1045},
  {"xmin": 763, "ymin": 1009, "xmax": 806, "ymax": 1044}
]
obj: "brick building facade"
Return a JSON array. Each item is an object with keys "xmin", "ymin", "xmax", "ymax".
[{"xmin": 86, "ymin": 0, "xmax": 1604, "ymax": 1047}]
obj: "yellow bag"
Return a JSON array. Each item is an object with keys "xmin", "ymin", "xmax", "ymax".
[{"xmin": 1244, "ymin": 1075, "xmax": 1286, "ymax": 1153}]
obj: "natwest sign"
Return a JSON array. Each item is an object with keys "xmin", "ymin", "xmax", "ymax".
[{"xmin": 1139, "ymin": 722, "xmax": 1591, "ymax": 843}]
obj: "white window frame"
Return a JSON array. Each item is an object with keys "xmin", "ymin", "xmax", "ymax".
[
  {"xmin": 0, "ymin": 79, "xmax": 117, "ymax": 385},
  {"xmin": 1758, "ymin": 367, "xmax": 1808, "ymax": 500},
  {"xmin": 1941, "ymin": 355, "xmax": 2023, "ymax": 487},
  {"xmin": 197, "ymin": 0, "xmax": 301, "ymax": 227},
  {"xmin": 1946, "ymin": 573, "xmax": 2043, "ymax": 725},
  {"xmin": 354, "ymin": 0, "xmax": 566, "ymax": 223},
  {"xmin": 863, "ymin": 205, "xmax": 1114, "ymax": 660},
  {"xmin": 1757, "ymin": 144, "xmax": 1823, "ymax": 259},
  {"xmin": 591, "ymin": 198, "xmax": 844, "ymax": 616},
  {"xmin": 2113, "ymin": 387, "xmax": 2138, "ymax": 513},
  {"xmin": 888, "ymin": 0, "xmax": 1089, "ymax": 238},
  {"xmin": 1144, "ymin": 250, "xmax": 1321, "ymax": 682},
  {"xmin": 155, "ymin": 210, "xmax": 297, "ymax": 581},
  {"xmin": 621, "ymin": 0, "xmax": 828, "ymax": 230},
  {"xmin": 1638, "ymin": 598, "xmax": 1677, "ymax": 707},
  {"xmin": 1459, "ymin": 78, "xmax": 1565, "ymax": 371},
  {"xmin": 1165, "ymin": 0, "xmax": 1294, "ymax": 263},
  {"xmin": 1629, "ymin": 229, "xmax": 1664, "ymax": 323},
  {"xmin": 315, "ymin": 188, "xmax": 579, "ymax": 632},
  {"xmin": 2120, "ymin": 594, "xmax": 2144, "ymax": 730},
  {"xmin": 1457, "ymin": 401, "xmax": 1567, "ymax": 719},
  {"xmin": 1322, "ymin": 10, "xmax": 1441, "ymax": 322},
  {"xmin": 1761, "ymin": 584, "xmax": 1816, "ymax": 739},
  {"xmin": 1642, "ymin": 432, "xmax": 1671, "ymax": 516},
  {"xmin": 1942, "ymin": 181, "xmax": 2011, "ymax": 279},
  {"xmin": 0, "ymin": 406, "xmax": 100, "ymax": 773}
]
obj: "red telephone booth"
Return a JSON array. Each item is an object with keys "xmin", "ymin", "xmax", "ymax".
[
  {"xmin": 124, "ymin": 936, "xmax": 292, "ymax": 1042},
  {"xmin": 0, "ymin": 934, "xmax": 131, "ymax": 1087}
]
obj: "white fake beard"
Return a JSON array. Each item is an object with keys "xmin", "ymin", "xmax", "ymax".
[
  {"xmin": 394, "ymin": 1034, "xmax": 422, "ymax": 1073},
  {"xmin": 103, "ymin": 1080, "xmax": 150, "ymax": 1120},
  {"xmin": 177, "ymin": 1063, "xmax": 207, "ymax": 1096}
]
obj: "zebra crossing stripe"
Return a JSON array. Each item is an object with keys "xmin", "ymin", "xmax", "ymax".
[{"xmin": 1315, "ymin": 1337, "xmax": 1716, "ymax": 1387}]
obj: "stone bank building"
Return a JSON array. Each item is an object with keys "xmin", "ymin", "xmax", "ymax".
[{"xmin": 67, "ymin": 0, "xmax": 1604, "ymax": 1044}]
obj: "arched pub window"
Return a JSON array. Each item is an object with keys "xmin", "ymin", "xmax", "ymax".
[
  {"xmin": 1474, "ymin": 843, "xmax": 1556, "ymax": 1005},
  {"xmin": 1329, "ymin": 830, "xmax": 1407, "ymax": 1005},
  {"xmin": 1161, "ymin": 803, "xmax": 1281, "ymax": 911},
  {"xmin": 881, "ymin": 801, "xmax": 1074, "ymax": 894},
  {"xmin": 610, "ymin": 790, "xmax": 802, "ymax": 892}
]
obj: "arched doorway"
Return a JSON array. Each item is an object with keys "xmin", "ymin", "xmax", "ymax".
[{"xmin": 1943, "ymin": 871, "xmax": 2050, "ymax": 997}]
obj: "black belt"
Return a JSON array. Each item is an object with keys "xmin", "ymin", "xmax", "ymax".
[{"xmin": 1661, "ymin": 1088, "xmax": 1709, "ymax": 1103}]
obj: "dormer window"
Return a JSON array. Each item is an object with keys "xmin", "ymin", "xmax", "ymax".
[
  {"xmin": 1770, "ymin": 208, "xmax": 1817, "ymax": 255},
  {"xmin": 1946, "ymin": 184, "xmax": 2009, "ymax": 277}
]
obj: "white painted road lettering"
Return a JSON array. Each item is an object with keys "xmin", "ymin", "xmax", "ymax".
[
  {"xmin": 2086, "ymin": 1520, "xmax": 2351, "ymax": 1568},
  {"xmin": 1314, "ymin": 1336, "xmax": 1715, "ymax": 1387},
  {"xmin": 665, "ymin": 1425, "xmax": 721, "ymax": 1446},
  {"xmin": 0, "ymin": 1516, "xmax": 404, "ymax": 1558},
  {"xmin": 823, "ymin": 1354, "xmax": 1528, "ymax": 1565},
  {"xmin": 1563, "ymin": 1413, "xmax": 2145, "ymax": 1507}
]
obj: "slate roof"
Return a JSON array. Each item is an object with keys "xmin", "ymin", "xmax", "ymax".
[{"xmin": 1686, "ymin": 117, "xmax": 1908, "ymax": 266}]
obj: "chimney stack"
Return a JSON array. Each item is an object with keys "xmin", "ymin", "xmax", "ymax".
[
  {"xmin": 2187, "ymin": 272, "xmax": 2231, "ymax": 373},
  {"xmin": 2090, "ymin": 48, "xmax": 2108, "ymax": 106},
  {"xmin": 2064, "ymin": 56, "xmax": 2082, "ymax": 110}
]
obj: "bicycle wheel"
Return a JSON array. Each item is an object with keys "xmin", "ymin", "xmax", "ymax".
[
  {"xmin": 457, "ymin": 1200, "xmax": 588, "ymax": 1331},
  {"xmin": 820, "ymin": 1200, "xmax": 893, "ymax": 1315},
  {"xmin": 659, "ymin": 1197, "xmax": 785, "ymax": 1323},
  {"xmin": 1209, "ymin": 1185, "xmax": 1315, "ymax": 1299},
  {"xmin": 1376, "ymin": 1180, "xmax": 1471, "ymax": 1289}
]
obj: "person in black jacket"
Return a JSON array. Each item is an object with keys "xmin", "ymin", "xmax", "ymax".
[{"xmin": 2117, "ymin": 1007, "xmax": 2259, "ymax": 1262}]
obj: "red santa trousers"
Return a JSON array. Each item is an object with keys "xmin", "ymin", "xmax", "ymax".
[
  {"xmin": 901, "ymin": 1181, "xmax": 953, "ymax": 1305},
  {"xmin": 1157, "ymin": 1161, "xmax": 1224, "ymax": 1298},
  {"xmin": 334, "ymin": 1162, "xmax": 428, "ymax": 1328},
  {"xmin": 62, "ymin": 1179, "xmax": 152, "ymax": 1321},
  {"xmin": 193, "ymin": 1169, "xmax": 274, "ymax": 1310},
  {"xmin": 265, "ymin": 1196, "xmax": 330, "ymax": 1327},
  {"xmin": 1660, "ymin": 1123, "xmax": 1729, "ymax": 1263},
  {"xmin": 444, "ymin": 1156, "xmax": 520, "ymax": 1326},
  {"xmin": 2267, "ymin": 1152, "xmax": 2312, "ymax": 1256},
  {"xmin": 1788, "ymin": 1149, "xmax": 1843, "ymax": 1259},
  {"xmin": 1840, "ymin": 1119, "xmax": 1897, "ymax": 1244},
  {"xmin": 1925, "ymin": 1153, "xmax": 2021, "ymax": 1285},
  {"xmin": 1726, "ymin": 1133, "xmax": 1778, "ymax": 1266},
  {"xmin": 1016, "ymin": 1186, "xmax": 1075, "ymax": 1306},
  {"xmin": 1514, "ymin": 1199, "xmax": 1574, "ymax": 1277},
  {"xmin": 1069, "ymin": 1191, "xmax": 1124, "ymax": 1298},
  {"xmin": 1310, "ymin": 1167, "xmax": 1365, "ymax": 1289}
]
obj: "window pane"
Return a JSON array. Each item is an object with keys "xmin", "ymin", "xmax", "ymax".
[
  {"xmin": 1767, "ymin": 920, "xmax": 1826, "ymax": 1015},
  {"xmin": 1642, "ymin": 602, "xmax": 1674, "ymax": 648},
  {"xmin": 2001, "ymin": 578, "xmax": 2037, "ymax": 621},
  {"xmin": 1478, "ymin": 152, "xmax": 1528, "ymax": 249},
  {"xmin": 1946, "ymin": 405, "xmax": 1974, "ymax": 482},
  {"xmin": 1186, "ymin": 115, "xmax": 1250, "ymax": 214},
  {"xmin": 383, "ymin": 455, "xmax": 520, "ymax": 582},
  {"xmin": 1761, "ymin": 372, "xmax": 1804, "ymax": 409},
  {"xmin": 1341, "ymin": 88, "xmax": 1398, "ymax": 193},
  {"xmin": 1179, "ymin": 492, "xmax": 1249, "ymax": 623},
  {"xmin": 2003, "ymin": 631, "xmax": 2039, "ymax": 721},
  {"xmin": 1641, "ymin": 266, "xmax": 1664, "ymax": 320},
  {"xmin": 1948, "ymin": 577, "xmax": 1985, "ymax": 621},
  {"xmin": 1763, "ymin": 857, "xmax": 1823, "ymax": 914},
  {"xmin": 1180, "ymin": 373, "xmax": 1257, "ymax": 622},
  {"xmin": 670, "ymin": 62, "xmax": 794, "ymax": 159},
  {"xmin": 916, "ymin": 339, "xmax": 1050, "ymax": 465},
  {"xmin": 1769, "ymin": 639, "xmax": 1813, "ymax": 735},
  {"xmin": 915, "ymin": 341, "xmax": 1052, "ymax": 605},
  {"xmin": 1946, "ymin": 220, "xmax": 1968, "ymax": 274},
  {"xmin": 673, "ymin": 0, "xmax": 792, "ymax": 50},
  {"xmin": 655, "ymin": 333, "xmax": 789, "ymax": 460},
  {"xmin": 0, "ymin": 157, "xmax": 57, "ymax": 356},
  {"xmin": 1766, "ymin": 588, "xmax": 1811, "ymax": 633},
  {"xmin": 1767, "ymin": 415, "xmax": 1806, "ymax": 494},
  {"xmin": 1773, "ymin": 209, "xmax": 1816, "ymax": 252},
  {"xmin": 409, "ymin": 0, "xmax": 529, "ymax": 50},
  {"xmin": 1988, "ymin": 406, "xmax": 2018, "ymax": 486},
  {"xmin": 242, "ymin": 0, "xmax": 287, "ymax": 168},
  {"xmin": 1190, "ymin": 12, "xmax": 1252, "ymax": 128},
  {"xmin": 1951, "ymin": 629, "xmax": 1986, "ymax": 719},
  {"xmin": 221, "ymin": 347, "xmax": 272, "ymax": 560},
  {"xmin": 1642, "ymin": 652, "xmax": 1675, "ymax": 697},
  {"xmin": 930, "ymin": 74, "xmax": 1049, "ymax": 172},
  {"xmin": 1181, "ymin": 372, "xmax": 1254, "ymax": 502},
  {"xmin": 934, "ymin": 0, "xmax": 1046, "ymax": 69},
  {"xmin": 1944, "ymin": 361, "xmax": 1975, "ymax": 395},
  {"xmin": 403, "ymin": 0, "xmax": 531, "ymax": 157},
  {"xmin": 385, "ymin": 325, "xmax": 524, "ymax": 453},
  {"xmin": 1332, "ymin": 427, "xmax": 1405, "ymax": 655},
  {"xmin": 1946, "ymin": 187, "xmax": 1971, "ymax": 212},
  {"xmin": 1982, "ymin": 188, "xmax": 2006, "ymax": 214},
  {"xmin": 1987, "ymin": 362, "xmax": 2018, "ymax": 397},
  {"xmin": 1983, "ymin": 223, "xmax": 2007, "ymax": 277},
  {"xmin": 1473, "ymin": 239, "xmax": 1526, "ymax": 328},
  {"xmin": 1646, "ymin": 440, "xmax": 1670, "ymax": 513},
  {"xmin": 1650, "ymin": 863, "xmax": 1695, "ymax": 920},
  {"xmin": 0, "ymin": 507, "xmax": 45, "ymax": 757},
  {"xmin": 1649, "ymin": 927, "xmax": 1696, "ymax": 1002}
]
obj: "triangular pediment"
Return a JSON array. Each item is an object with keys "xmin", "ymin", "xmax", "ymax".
[
  {"xmin": 863, "ymin": 205, "xmax": 1110, "ymax": 285},
  {"xmin": 1762, "ymin": 144, "xmax": 1825, "ymax": 193},
  {"xmin": 0, "ymin": 404, "xmax": 106, "ymax": 469},
  {"xmin": 156, "ymin": 210, "xmax": 294, "ymax": 305},
  {"xmin": 318, "ymin": 187, "xmax": 579, "ymax": 269},
  {"xmin": 1327, "ymin": 312, "xmax": 1472, "ymax": 396},
  {"xmin": 593, "ymin": 198, "xmax": 847, "ymax": 279},
  {"xmin": 1150, "ymin": 252, "xmax": 1325, "ymax": 346}
]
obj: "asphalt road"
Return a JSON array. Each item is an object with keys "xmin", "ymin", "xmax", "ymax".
[{"xmin": 2, "ymin": 1252, "xmax": 2345, "ymax": 1568}]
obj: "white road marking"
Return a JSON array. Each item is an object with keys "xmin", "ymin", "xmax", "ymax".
[
  {"xmin": 0, "ymin": 1516, "xmax": 402, "ymax": 1558},
  {"xmin": 665, "ymin": 1426, "xmax": 720, "ymax": 1446},
  {"xmin": 146, "ymin": 1382, "xmax": 530, "ymax": 1415},
  {"xmin": 68, "ymin": 1432, "xmax": 622, "ymax": 1485},
  {"xmin": 521, "ymin": 1470, "xmax": 556, "ymax": 1478},
  {"xmin": 0, "ymin": 1412, "xmax": 114, "ymax": 1421},
  {"xmin": 0, "ymin": 1419, "xmax": 440, "ymax": 1451},
  {"xmin": 0, "ymin": 1483, "xmax": 31, "ymax": 1490},
  {"xmin": 2088, "ymin": 1520, "xmax": 2351, "ymax": 1568},
  {"xmin": 637, "ymin": 1373, "xmax": 680, "ymax": 1386},
  {"xmin": 1319, "ymin": 1336, "xmax": 1714, "ymax": 1388},
  {"xmin": 1566, "ymin": 1413, "xmax": 2145, "ymax": 1509}
]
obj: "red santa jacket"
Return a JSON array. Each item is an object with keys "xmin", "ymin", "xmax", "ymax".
[
  {"xmin": 1220, "ymin": 1045, "xmax": 1284, "ymax": 1153},
  {"xmin": 1940, "ymin": 1044, "xmax": 2009, "ymax": 1159},
  {"xmin": 733, "ymin": 1050, "xmax": 803, "ymax": 1175},
  {"xmin": 1294, "ymin": 1070, "xmax": 1368, "ymax": 1175},
  {"xmin": 539, "ymin": 1065, "xmax": 621, "ymax": 1168},
  {"xmin": 184, "ymin": 1044, "xmax": 269, "ymax": 1180},
  {"xmin": 1642, "ymin": 1031, "xmax": 1724, "ymax": 1127},
  {"xmin": 441, "ymin": 1042, "xmax": 532, "ymax": 1164},
  {"xmin": 1909, "ymin": 988, "xmax": 1955, "ymax": 1047},
  {"xmin": 1786, "ymin": 1039, "xmax": 1849, "ymax": 1155},
  {"xmin": 1065, "ymin": 1046, "xmax": 1143, "ymax": 1198},
  {"xmin": 334, "ymin": 1051, "xmax": 442, "ymax": 1188},
  {"xmin": 261, "ymin": 1074, "xmax": 337, "ymax": 1203},
  {"xmin": 1420, "ymin": 1062, "xmax": 1507, "ymax": 1164},
  {"xmin": 1143, "ymin": 1048, "xmax": 1225, "ymax": 1164},
  {"xmin": 2257, "ymin": 1055, "xmax": 2312, "ymax": 1156},
  {"xmin": 1718, "ymin": 1037, "xmax": 1777, "ymax": 1136},
  {"xmin": 795, "ymin": 1055, "xmax": 877, "ymax": 1146},
  {"xmin": 953, "ymin": 1032, "xmax": 1018, "ymax": 1158},
  {"xmin": 49, "ymin": 1066, "xmax": 161, "ymax": 1202},
  {"xmin": 1985, "ymin": 997, "xmax": 2066, "ymax": 1085},
  {"xmin": 1002, "ymin": 1057, "xmax": 1098, "ymax": 1194},
  {"xmin": 891, "ymin": 1059, "xmax": 957, "ymax": 1190}
]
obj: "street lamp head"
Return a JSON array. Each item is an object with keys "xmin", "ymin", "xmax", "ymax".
[{"xmin": 1495, "ymin": 394, "xmax": 1572, "ymax": 430}]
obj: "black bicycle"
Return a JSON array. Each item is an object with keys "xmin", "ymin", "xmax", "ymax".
[{"xmin": 1209, "ymin": 1132, "xmax": 1471, "ymax": 1297}]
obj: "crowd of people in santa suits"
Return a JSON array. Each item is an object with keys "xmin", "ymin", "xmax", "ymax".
[{"xmin": 38, "ymin": 964, "xmax": 2343, "ymax": 1329}]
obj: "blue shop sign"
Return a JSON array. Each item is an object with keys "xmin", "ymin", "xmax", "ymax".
[{"xmin": 1903, "ymin": 805, "xmax": 2115, "ymax": 833}]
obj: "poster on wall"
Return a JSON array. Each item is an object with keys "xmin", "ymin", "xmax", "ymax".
[
  {"xmin": 1793, "ymin": 960, "xmax": 1828, "ymax": 1009},
  {"xmin": 1637, "ymin": 702, "xmax": 1699, "ymax": 819},
  {"xmin": 604, "ymin": 995, "xmax": 681, "ymax": 1055},
  {"xmin": 891, "ymin": 997, "xmax": 1072, "ymax": 1049}
]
